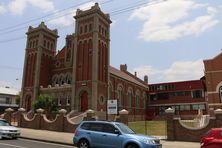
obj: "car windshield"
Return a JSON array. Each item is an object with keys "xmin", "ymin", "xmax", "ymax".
[
  {"xmin": 115, "ymin": 123, "xmax": 135, "ymax": 134},
  {"xmin": 0, "ymin": 120, "xmax": 10, "ymax": 126}
]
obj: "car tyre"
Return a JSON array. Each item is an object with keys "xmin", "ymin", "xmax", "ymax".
[
  {"xmin": 126, "ymin": 143, "xmax": 139, "ymax": 148},
  {"xmin": 78, "ymin": 139, "xmax": 90, "ymax": 148}
]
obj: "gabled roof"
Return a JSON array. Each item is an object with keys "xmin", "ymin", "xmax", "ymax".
[
  {"xmin": 204, "ymin": 51, "xmax": 222, "ymax": 62},
  {"xmin": 56, "ymin": 46, "xmax": 66, "ymax": 59},
  {"xmin": 0, "ymin": 87, "xmax": 19, "ymax": 96},
  {"xmin": 109, "ymin": 66, "xmax": 148, "ymax": 88}
]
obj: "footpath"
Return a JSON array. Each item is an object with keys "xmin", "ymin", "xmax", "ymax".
[
  {"xmin": 19, "ymin": 128, "xmax": 200, "ymax": 148},
  {"xmin": 19, "ymin": 128, "xmax": 73, "ymax": 145}
]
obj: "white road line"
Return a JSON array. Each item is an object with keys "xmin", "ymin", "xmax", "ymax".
[
  {"xmin": 0, "ymin": 143, "xmax": 28, "ymax": 148},
  {"xmin": 19, "ymin": 139, "xmax": 75, "ymax": 148}
]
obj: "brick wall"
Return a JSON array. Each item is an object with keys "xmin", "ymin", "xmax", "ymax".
[{"xmin": 166, "ymin": 108, "xmax": 222, "ymax": 142}]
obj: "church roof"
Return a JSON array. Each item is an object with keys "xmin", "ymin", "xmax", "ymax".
[
  {"xmin": 56, "ymin": 46, "xmax": 66, "ymax": 59},
  {"xmin": 109, "ymin": 66, "xmax": 148, "ymax": 88}
]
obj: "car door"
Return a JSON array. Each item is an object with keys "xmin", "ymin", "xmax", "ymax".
[
  {"xmin": 100, "ymin": 123, "xmax": 123, "ymax": 148},
  {"xmin": 87, "ymin": 123, "xmax": 104, "ymax": 148}
]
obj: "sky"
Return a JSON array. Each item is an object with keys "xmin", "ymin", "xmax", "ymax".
[{"xmin": 0, "ymin": 0, "xmax": 222, "ymax": 90}]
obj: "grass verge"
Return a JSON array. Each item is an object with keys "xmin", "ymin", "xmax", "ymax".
[{"xmin": 128, "ymin": 121, "xmax": 166, "ymax": 136}]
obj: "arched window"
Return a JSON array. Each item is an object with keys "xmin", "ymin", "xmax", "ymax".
[
  {"xmin": 80, "ymin": 26, "xmax": 83, "ymax": 34},
  {"xmin": 142, "ymin": 92, "xmax": 147, "ymax": 109},
  {"xmin": 117, "ymin": 86, "xmax": 124, "ymax": 107},
  {"xmin": 109, "ymin": 82, "xmax": 113, "ymax": 99},
  {"xmin": 220, "ymin": 86, "xmax": 222, "ymax": 103},
  {"xmin": 51, "ymin": 43, "xmax": 53, "ymax": 50},
  {"xmin": 47, "ymin": 41, "xmax": 50, "ymax": 49},
  {"xmin": 66, "ymin": 96, "xmax": 71, "ymax": 106},
  {"xmin": 43, "ymin": 40, "xmax": 46, "ymax": 47},
  {"xmin": 52, "ymin": 75, "xmax": 58, "ymax": 86},
  {"xmin": 128, "ymin": 88, "xmax": 133, "ymax": 109},
  {"xmin": 58, "ymin": 96, "xmax": 62, "ymax": 106},
  {"xmin": 89, "ymin": 24, "xmax": 92, "ymax": 31},
  {"xmin": 84, "ymin": 24, "xmax": 88, "ymax": 33},
  {"xmin": 98, "ymin": 96, "xmax": 105, "ymax": 105},
  {"xmin": 136, "ymin": 90, "xmax": 140, "ymax": 108}
]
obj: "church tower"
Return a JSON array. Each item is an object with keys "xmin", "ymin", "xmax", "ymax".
[
  {"xmin": 21, "ymin": 22, "xmax": 58, "ymax": 110},
  {"xmin": 71, "ymin": 3, "xmax": 111, "ymax": 111}
]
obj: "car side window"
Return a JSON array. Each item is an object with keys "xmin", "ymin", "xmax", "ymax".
[
  {"xmin": 102, "ymin": 123, "xmax": 116, "ymax": 134},
  {"xmin": 89, "ymin": 123, "xmax": 103, "ymax": 132},
  {"xmin": 80, "ymin": 123, "xmax": 90, "ymax": 130}
]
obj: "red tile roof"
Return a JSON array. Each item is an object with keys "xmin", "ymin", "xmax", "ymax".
[
  {"xmin": 109, "ymin": 66, "xmax": 148, "ymax": 88},
  {"xmin": 56, "ymin": 46, "xmax": 66, "ymax": 59}
]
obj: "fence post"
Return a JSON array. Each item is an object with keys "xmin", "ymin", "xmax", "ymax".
[
  {"xmin": 4, "ymin": 108, "xmax": 14, "ymax": 124},
  {"xmin": 17, "ymin": 108, "xmax": 26, "ymax": 127},
  {"xmin": 119, "ymin": 109, "xmax": 129, "ymax": 125},
  {"xmin": 36, "ymin": 108, "xmax": 44, "ymax": 129},
  {"xmin": 165, "ymin": 108, "xmax": 175, "ymax": 141},
  {"xmin": 59, "ymin": 109, "xmax": 67, "ymax": 132},
  {"xmin": 84, "ymin": 109, "xmax": 96, "ymax": 120},
  {"xmin": 214, "ymin": 109, "xmax": 222, "ymax": 127}
]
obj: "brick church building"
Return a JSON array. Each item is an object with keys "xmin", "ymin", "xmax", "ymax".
[
  {"xmin": 20, "ymin": 3, "xmax": 222, "ymax": 119},
  {"xmin": 20, "ymin": 3, "xmax": 148, "ymax": 119}
]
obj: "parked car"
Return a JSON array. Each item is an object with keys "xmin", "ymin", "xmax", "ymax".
[
  {"xmin": 73, "ymin": 120, "xmax": 162, "ymax": 148},
  {"xmin": 0, "ymin": 119, "xmax": 20, "ymax": 139},
  {"xmin": 200, "ymin": 128, "xmax": 222, "ymax": 148}
]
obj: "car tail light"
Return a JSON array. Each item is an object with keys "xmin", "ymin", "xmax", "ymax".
[{"xmin": 74, "ymin": 130, "xmax": 79, "ymax": 136}]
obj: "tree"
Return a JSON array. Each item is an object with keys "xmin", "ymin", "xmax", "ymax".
[
  {"xmin": 15, "ymin": 94, "xmax": 21, "ymax": 105},
  {"xmin": 32, "ymin": 94, "xmax": 58, "ymax": 115}
]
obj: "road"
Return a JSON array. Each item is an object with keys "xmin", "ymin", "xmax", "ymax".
[
  {"xmin": 0, "ymin": 138, "xmax": 76, "ymax": 148},
  {"xmin": 0, "ymin": 138, "xmax": 200, "ymax": 148}
]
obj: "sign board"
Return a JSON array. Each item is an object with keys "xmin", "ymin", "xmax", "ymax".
[{"xmin": 107, "ymin": 100, "xmax": 117, "ymax": 115}]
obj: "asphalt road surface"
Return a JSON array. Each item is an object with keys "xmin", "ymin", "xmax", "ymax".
[
  {"xmin": 0, "ymin": 138, "xmax": 76, "ymax": 148},
  {"xmin": 0, "ymin": 138, "xmax": 200, "ymax": 148}
]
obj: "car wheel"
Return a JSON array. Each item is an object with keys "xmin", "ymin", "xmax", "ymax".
[
  {"xmin": 126, "ymin": 143, "xmax": 139, "ymax": 148},
  {"xmin": 78, "ymin": 139, "xmax": 90, "ymax": 148}
]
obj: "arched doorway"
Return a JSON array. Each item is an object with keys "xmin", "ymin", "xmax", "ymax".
[
  {"xmin": 80, "ymin": 91, "xmax": 88, "ymax": 112},
  {"xmin": 25, "ymin": 95, "xmax": 31, "ymax": 111}
]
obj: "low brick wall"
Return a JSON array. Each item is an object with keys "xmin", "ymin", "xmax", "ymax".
[
  {"xmin": 3, "ymin": 108, "xmax": 129, "ymax": 133},
  {"xmin": 166, "ymin": 109, "xmax": 222, "ymax": 142}
]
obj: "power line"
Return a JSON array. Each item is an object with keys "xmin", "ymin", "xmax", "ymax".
[
  {"xmin": 0, "ymin": 65, "xmax": 22, "ymax": 70},
  {"xmin": 0, "ymin": 0, "xmax": 114, "ymax": 35},
  {"xmin": 110, "ymin": 0, "xmax": 166, "ymax": 16},
  {"xmin": 0, "ymin": 0, "xmax": 167, "ymax": 44},
  {"xmin": 0, "ymin": 36, "xmax": 25, "ymax": 43},
  {"xmin": 0, "ymin": 0, "xmax": 93, "ymax": 32}
]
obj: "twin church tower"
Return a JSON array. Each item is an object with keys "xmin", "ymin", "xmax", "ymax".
[{"xmin": 21, "ymin": 3, "xmax": 148, "ymax": 117}]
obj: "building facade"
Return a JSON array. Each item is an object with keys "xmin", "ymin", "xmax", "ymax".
[
  {"xmin": 148, "ymin": 80, "xmax": 207, "ymax": 118},
  {"xmin": 20, "ymin": 2, "xmax": 222, "ymax": 119},
  {"xmin": 204, "ymin": 52, "xmax": 222, "ymax": 110},
  {"xmin": 0, "ymin": 86, "xmax": 19, "ymax": 113},
  {"xmin": 21, "ymin": 3, "xmax": 148, "ymax": 118}
]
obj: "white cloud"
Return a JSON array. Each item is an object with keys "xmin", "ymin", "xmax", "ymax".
[
  {"xmin": 8, "ymin": 0, "xmax": 55, "ymax": 15},
  {"xmin": 49, "ymin": 2, "xmax": 94, "ymax": 27},
  {"xmin": 133, "ymin": 59, "xmax": 204, "ymax": 83},
  {"xmin": 129, "ymin": 0, "xmax": 219, "ymax": 42},
  {"xmin": 8, "ymin": 0, "xmax": 27, "ymax": 15},
  {"xmin": 27, "ymin": 0, "xmax": 54, "ymax": 12},
  {"xmin": 0, "ymin": 4, "xmax": 6, "ymax": 14}
]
